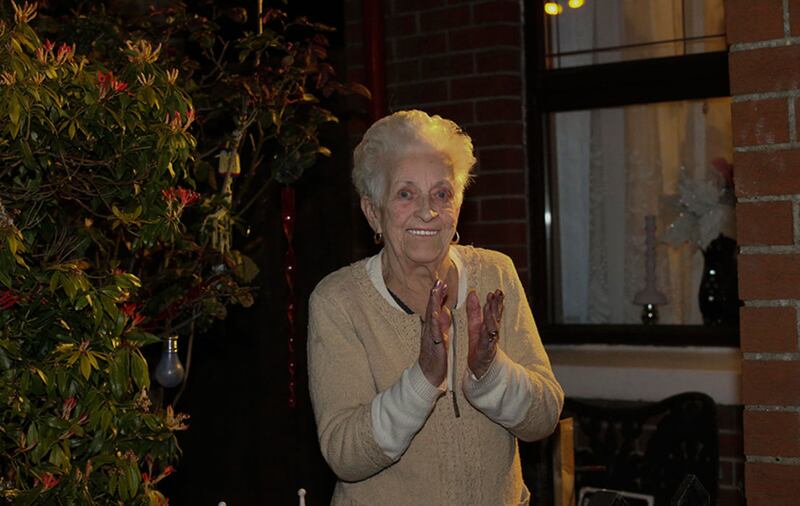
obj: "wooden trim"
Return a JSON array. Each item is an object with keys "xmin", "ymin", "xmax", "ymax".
[
  {"xmin": 540, "ymin": 324, "xmax": 740, "ymax": 347},
  {"xmin": 552, "ymin": 418, "xmax": 576, "ymax": 506},
  {"xmin": 525, "ymin": 0, "xmax": 553, "ymax": 323},
  {"xmin": 534, "ymin": 52, "xmax": 730, "ymax": 112}
]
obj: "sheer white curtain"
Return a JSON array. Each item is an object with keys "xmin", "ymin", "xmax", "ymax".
[{"xmin": 553, "ymin": 0, "xmax": 731, "ymax": 325}]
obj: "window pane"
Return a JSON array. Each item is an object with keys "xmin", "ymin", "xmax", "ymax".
[
  {"xmin": 551, "ymin": 98, "xmax": 733, "ymax": 324},
  {"xmin": 545, "ymin": 0, "xmax": 726, "ymax": 69}
]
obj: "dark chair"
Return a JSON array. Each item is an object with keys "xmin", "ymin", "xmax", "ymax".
[{"xmin": 563, "ymin": 392, "xmax": 718, "ymax": 506}]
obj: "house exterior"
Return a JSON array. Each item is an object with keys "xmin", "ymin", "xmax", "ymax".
[{"xmin": 341, "ymin": 1, "xmax": 800, "ymax": 505}]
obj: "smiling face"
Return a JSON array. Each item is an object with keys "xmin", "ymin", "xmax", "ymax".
[{"xmin": 362, "ymin": 150, "xmax": 461, "ymax": 270}]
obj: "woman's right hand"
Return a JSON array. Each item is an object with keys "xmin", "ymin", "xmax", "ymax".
[{"xmin": 418, "ymin": 279, "xmax": 451, "ymax": 387}]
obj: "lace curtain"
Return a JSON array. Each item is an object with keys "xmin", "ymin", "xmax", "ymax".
[{"xmin": 552, "ymin": 0, "xmax": 731, "ymax": 324}]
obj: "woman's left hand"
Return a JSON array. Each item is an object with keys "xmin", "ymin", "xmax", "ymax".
[{"xmin": 466, "ymin": 289, "xmax": 504, "ymax": 379}]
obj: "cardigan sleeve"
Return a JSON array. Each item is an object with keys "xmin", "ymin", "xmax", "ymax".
[
  {"xmin": 307, "ymin": 288, "xmax": 441, "ymax": 481},
  {"xmin": 461, "ymin": 253, "xmax": 565, "ymax": 442}
]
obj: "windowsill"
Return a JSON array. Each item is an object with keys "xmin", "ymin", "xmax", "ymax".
[
  {"xmin": 540, "ymin": 324, "xmax": 739, "ymax": 347},
  {"xmin": 546, "ymin": 344, "xmax": 741, "ymax": 405}
]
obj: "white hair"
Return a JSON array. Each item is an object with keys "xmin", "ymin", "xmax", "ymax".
[{"xmin": 352, "ymin": 110, "xmax": 476, "ymax": 206}]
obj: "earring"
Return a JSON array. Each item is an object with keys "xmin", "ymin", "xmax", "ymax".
[
  {"xmin": 374, "ymin": 232, "xmax": 383, "ymax": 245},
  {"xmin": 451, "ymin": 230, "xmax": 460, "ymax": 244}
]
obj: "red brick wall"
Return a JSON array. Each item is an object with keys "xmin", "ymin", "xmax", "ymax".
[
  {"xmin": 717, "ymin": 405, "xmax": 746, "ymax": 505},
  {"xmin": 344, "ymin": 0, "xmax": 530, "ymax": 286},
  {"xmin": 728, "ymin": 0, "xmax": 800, "ymax": 505}
]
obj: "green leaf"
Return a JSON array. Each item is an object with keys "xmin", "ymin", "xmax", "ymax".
[
  {"xmin": 56, "ymin": 369, "xmax": 68, "ymax": 395},
  {"xmin": 109, "ymin": 354, "xmax": 127, "ymax": 398},
  {"xmin": 100, "ymin": 294, "xmax": 118, "ymax": 319},
  {"xmin": 125, "ymin": 332, "xmax": 161, "ymax": 346},
  {"xmin": 62, "ymin": 274, "xmax": 77, "ymax": 301},
  {"xmin": 30, "ymin": 436, "xmax": 47, "ymax": 462},
  {"xmin": 79, "ymin": 354, "xmax": 91, "ymax": 380},
  {"xmin": 99, "ymin": 407, "xmax": 112, "ymax": 432},
  {"xmin": 108, "ymin": 472, "xmax": 117, "ymax": 496},
  {"xmin": 26, "ymin": 422, "xmax": 39, "ymax": 448},
  {"xmin": 19, "ymin": 140, "xmax": 35, "ymax": 168},
  {"xmin": 14, "ymin": 489, "xmax": 42, "ymax": 506},
  {"xmin": 67, "ymin": 351, "xmax": 80, "ymax": 367},
  {"xmin": 114, "ymin": 273, "xmax": 141, "ymax": 289},
  {"xmin": 45, "ymin": 416, "xmax": 69, "ymax": 431},
  {"xmin": 7, "ymin": 235, "xmax": 19, "ymax": 255},
  {"xmin": 130, "ymin": 350, "xmax": 149, "ymax": 389},
  {"xmin": 92, "ymin": 300, "xmax": 104, "ymax": 327},
  {"xmin": 48, "ymin": 443, "xmax": 66, "ymax": 467},
  {"xmin": 75, "ymin": 294, "xmax": 91, "ymax": 310},
  {"xmin": 32, "ymin": 367, "xmax": 47, "ymax": 386},
  {"xmin": 0, "ymin": 269, "xmax": 12, "ymax": 288},
  {"xmin": 88, "ymin": 429, "xmax": 104, "ymax": 454},
  {"xmin": 9, "ymin": 115, "xmax": 22, "ymax": 138},
  {"xmin": 49, "ymin": 272, "xmax": 60, "ymax": 294},
  {"xmin": 112, "ymin": 310, "xmax": 126, "ymax": 338},
  {"xmin": 118, "ymin": 464, "xmax": 129, "ymax": 499},
  {"xmin": 9, "ymin": 93, "xmax": 21, "ymax": 126},
  {"xmin": 60, "ymin": 439, "xmax": 72, "ymax": 466},
  {"xmin": 125, "ymin": 463, "xmax": 140, "ymax": 498},
  {"xmin": 86, "ymin": 351, "xmax": 100, "ymax": 370}
]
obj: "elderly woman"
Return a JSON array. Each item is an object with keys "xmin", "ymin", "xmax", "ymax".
[{"xmin": 307, "ymin": 110, "xmax": 564, "ymax": 505}]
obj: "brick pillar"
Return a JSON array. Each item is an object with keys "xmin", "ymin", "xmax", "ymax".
[
  {"xmin": 344, "ymin": 0, "xmax": 530, "ymax": 286},
  {"xmin": 728, "ymin": 1, "xmax": 800, "ymax": 504}
]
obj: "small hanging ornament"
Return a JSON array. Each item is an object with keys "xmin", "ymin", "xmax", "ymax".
[
  {"xmin": 155, "ymin": 335, "xmax": 185, "ymax": 388},
  {"xmin": 216, "ymin": 150, "xmax": 241, "ymax": 176},
  {"xmin": 204, "ymin": 149, "xmax": 240, "ymax": 256}
]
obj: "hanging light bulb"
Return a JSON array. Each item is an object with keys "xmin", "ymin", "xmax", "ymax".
[
  {"xmin": 544, "ymin": 2, "xmax": 563, "ymax": 15},
  {"xmin": 155, "ymin": 335, "xmax": 185, "ymax": 388},
  {"xmin": 568, "ymin": 0, "xmax": 584, "ymax": 8}
]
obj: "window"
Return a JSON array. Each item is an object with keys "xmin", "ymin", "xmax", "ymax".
[
  {"xmin": 545, "ymin": 0, "xmax": 726, "ymax": 69},
  {"xmin": 526, "ymin": 0, "xmax": 736, "ymax": 345}
]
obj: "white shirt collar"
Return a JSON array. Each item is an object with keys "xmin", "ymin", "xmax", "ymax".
[{"xmin": 366, "ymin": 247, "xmax": 467, "ymax": 313}]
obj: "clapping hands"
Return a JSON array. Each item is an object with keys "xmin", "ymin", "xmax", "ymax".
[
  {"xmin": 418, "ymin": 280, "xmax": 504, "ymax": 386},
  {"xmin": 418, "ymin": 279, "xmax": 451, "ymax": 387},
  {"xmin": 467, "ymin": 289, "xmax": 504, "ymax": 379}
]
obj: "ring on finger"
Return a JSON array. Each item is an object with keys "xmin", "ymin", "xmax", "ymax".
[{"xmin": 487, "ymin": 330, "xmax": 498, "ymax": 342}]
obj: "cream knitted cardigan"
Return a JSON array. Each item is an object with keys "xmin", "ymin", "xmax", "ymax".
[{"xmin": 308, "ymin": 246, "xmax": 564, "ymax": 505}]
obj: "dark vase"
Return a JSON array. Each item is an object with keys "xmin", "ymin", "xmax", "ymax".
[{"xmin": 698, "ymin": 234, "xmax": 739, "ymax": 326}]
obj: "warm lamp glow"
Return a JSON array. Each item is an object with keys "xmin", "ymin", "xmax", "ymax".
[
  {"xmin": 568, "ymin": 0, "xmax": 584, "ymax": 8},
  {"xmin": 544, "ymin": 2, "xmax": 563, "ymax": 15}
]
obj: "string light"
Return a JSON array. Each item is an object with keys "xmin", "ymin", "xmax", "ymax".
[
  {"xmin": 544, "ymin": 2, "xmax": 562, "ymax": 15},
  {"xmin": 568, "ymin": 0, "xmax": 584, "ymax": 8},
  {"xmin": 282, "ymin": 186, "xmax": 298, "ymax": 409}
]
